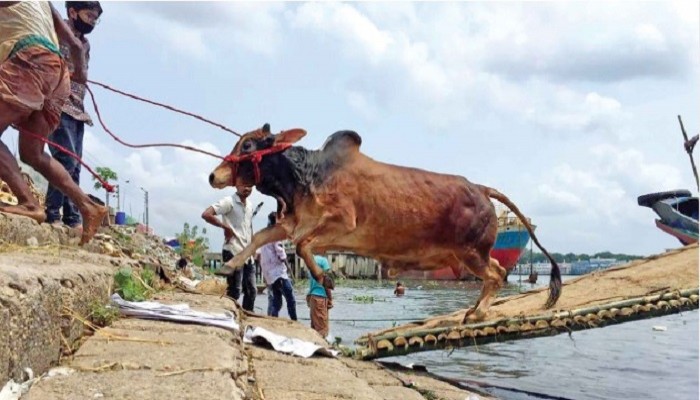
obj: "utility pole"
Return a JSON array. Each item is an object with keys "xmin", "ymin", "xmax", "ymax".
[
  {"xmin": 141, "ymin": 187, "xmax": 149, "ymax": 232},
  {"xmin": 116, "ymin": 185, "xmax": 120, "ymax": 212}
]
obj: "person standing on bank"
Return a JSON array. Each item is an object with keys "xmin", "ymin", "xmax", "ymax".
[
  {"xmin": 45, "ymin": 1, "xmax": 102, "ymax": 232},
  {"xmin": 256, "ymin": 212, "xmax": 297, "ymax": 320},
  {"xmin": 307, "ymin": 254, "xmax": 333, "ymax": 338},
  {"xmin": 202, "ymin": 184, "xmax": 256, "ymax": 311}
]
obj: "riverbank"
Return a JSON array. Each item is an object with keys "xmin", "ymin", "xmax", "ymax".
[{"xmin": 1, "ymin": 213, "xmax": 489, "ymax": 400}]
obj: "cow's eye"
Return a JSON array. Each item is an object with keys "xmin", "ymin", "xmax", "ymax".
[{"xmin": 242, "ymin": 141, "xmax": 253, "ymax": 151}]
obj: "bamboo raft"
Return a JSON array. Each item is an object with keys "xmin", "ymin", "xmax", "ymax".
[{"xmin": 354, "ymin": 244, "xmax": 699, "ymax": 360}]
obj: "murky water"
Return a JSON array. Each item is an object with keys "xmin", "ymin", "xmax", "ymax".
[{"xmin": 255, "ymin": 276, "xmax": 699, "ymax": 400}]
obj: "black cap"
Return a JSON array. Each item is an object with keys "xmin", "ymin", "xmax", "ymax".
[{"xmin": 66, "ymin": 1, "xmax": 103, "ymax": 16}]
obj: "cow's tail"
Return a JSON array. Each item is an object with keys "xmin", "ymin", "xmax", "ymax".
[{"xmin": 483, "ymin": 186, "xmax": 561, "ymax": 308}]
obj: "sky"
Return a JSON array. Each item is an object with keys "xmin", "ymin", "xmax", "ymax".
[{"xmin": 6, "ymin": 1, "xmax": 699, "ymax": 257}]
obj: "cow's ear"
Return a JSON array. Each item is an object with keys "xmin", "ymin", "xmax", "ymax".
[
  {"xmin": 274, "ymin": 128, "xmax": 306, "ymax": 144},
  {"xmin": 262, "ymin": 123, "xmax": 271, "ymax": 134}
]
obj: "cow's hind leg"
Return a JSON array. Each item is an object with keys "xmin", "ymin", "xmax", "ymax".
[{"xmin": 461, "ymin": 254, "xmax": 506, "ymax": 323}]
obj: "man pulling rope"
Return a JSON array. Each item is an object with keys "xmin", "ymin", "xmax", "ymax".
[{"xmin": 0, "ymin": 1, "xmax": 107, "ymax": 244}]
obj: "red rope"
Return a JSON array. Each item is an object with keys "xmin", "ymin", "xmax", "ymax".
[
  {"xmin": 14, "ymin": 83, "xmax": 291, "ymax": 194},
  {"xmin": 18, "ymin": 129, "xmax": 116, "ymax": 192},
  {"xmin": 85, "ymin": 85, "xmax": 226, "ymax": 160},
  {"xmin": 87, "ymin": 80, "xmax": 241, "ymax": 137},
  {"xmin": 224, "ymin": 142, "xmax": 293, "ymax": 184}
]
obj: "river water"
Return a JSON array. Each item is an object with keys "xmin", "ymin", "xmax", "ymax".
[{"xmin": 254, "ymin": 276, "xmax": 698, "ymax": 400}]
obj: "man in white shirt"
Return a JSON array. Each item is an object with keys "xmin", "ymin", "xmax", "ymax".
[
  {"xmin": 255, "ymin": 212, "xmax": 297, "ymax": 320},
  {"xmin": 201, "ymin": 184, "xmax": 256, "ymax": 311}
]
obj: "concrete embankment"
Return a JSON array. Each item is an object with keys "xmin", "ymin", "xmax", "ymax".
[
  {"xmin": 1, "ymin": 213, "xmax": 489, "ymax": 399},
  {"xmin": 18, "ymin": 291, "xmax": 490, "ymax": 399}
]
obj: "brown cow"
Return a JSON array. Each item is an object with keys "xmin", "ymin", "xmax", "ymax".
[{"xmin": 209, "ymin": 124, "xmax": 561, "ymax": 322}]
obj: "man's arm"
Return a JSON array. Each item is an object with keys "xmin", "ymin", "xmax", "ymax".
[
  {"xmin": 319, "ymin": 258, "xmax": 333, "ymax": 308},
  {"xmin": 49, "ymin": 3, "xmax": 87, "ymax": 83},
  {"xmin": 201, "ymin": 206, "xmax": 236, "ymax": 243},
  {"xmin": 326, "ymin": 288, "xmax": 333, "ymax": 309}
]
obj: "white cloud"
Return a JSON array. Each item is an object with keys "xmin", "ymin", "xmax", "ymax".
[
  {"xmin": 532, "ymin": 145, "xmax": 683, "ymax": 224},
  {"xmin": 123, "ymin": 2, "xmax": 284, "ymax": 58},
  {"xmin": 291, "ymin": 2, "xmax": 394, "ymax": 64},
  {"xmin": 345, "ymin": 90, "xmax": 376, "ymax": 120},
  {"xmin": 286, "ymin": 2, "xmax": 696, "ymax": 132}
]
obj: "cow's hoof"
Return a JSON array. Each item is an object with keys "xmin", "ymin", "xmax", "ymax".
[
  {"xmin": 215, "ymin": 265, "xmax": 237, "ymax": 277},
  {"xmin": 322, "ymin": 274, "xmax": 335, "ymax": 290},
  {"xmin": 462, "ymin": 308, "xmax": 485, "ymax": 323}
]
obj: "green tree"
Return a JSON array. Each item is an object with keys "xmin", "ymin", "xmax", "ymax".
[
  {"xmin": 519, "ymin": 250, "xmax": 643, "ymax": 264},
  {"xmin": 176, "ymin": 222, "xmax": 210, "ymax": 267},
  {"xmin": 92, "ymin": 166, "xmax": 118, "ymax": 208}
]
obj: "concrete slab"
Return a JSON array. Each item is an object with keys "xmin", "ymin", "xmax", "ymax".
[
  {"xmin": 70, "ymin": 327, "xmax": 244, "ymax": 373},
  {"xmin": 254, "ymin": 357, "xmax": 384, "ymax": 400},
  {"xmin": 23, "ymin": 370, "xmax": 245, "ymax": 400}
]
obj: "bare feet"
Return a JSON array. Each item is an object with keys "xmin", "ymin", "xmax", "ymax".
[
  {"xmin": 79, "ymin": 203, "xmax": 108, "ymax": 245},
  {"xmin": 0, "ymin": 203, "xmax": 46, "ymax": 223}
]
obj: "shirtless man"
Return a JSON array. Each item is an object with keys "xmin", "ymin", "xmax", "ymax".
[{"xmin": 0, "ymin": 1, "xmax": 106, "ymax": 244}]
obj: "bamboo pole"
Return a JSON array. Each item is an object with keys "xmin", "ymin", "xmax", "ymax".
[
  {"xmin": 354, "ymin": 293, "xmax": 698, "ymax": 360},
  {"xmin": 356, "ymin": 288, "xmax": 697, "ymax": 344},
  {"xmin": 678, "ymin": 115, "xmax": 699, "ymax": 191}
]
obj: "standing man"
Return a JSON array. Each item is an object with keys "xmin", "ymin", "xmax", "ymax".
[
  {"xmin": 202, "ymin": 184, "xmax": 256, "ymax": 311},
  {"xmin": 256, "ymin": 212, "xmax": 297, "ymax": 320},
  {"xmin": 45, "ymin": 1, "xmax": 103, "ymax": 232},
  {"xmin": 0, "ymin": 1, "xmax": 107, "ymax": 244},
  {"xmin": 307, "ymin": 254, "xmax": 333, "ymax": 339}
]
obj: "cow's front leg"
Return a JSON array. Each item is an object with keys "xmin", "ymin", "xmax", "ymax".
[
  {"xmin": 215, "ymin": 225, "xmax": 288, "ymax": 277},
  {"xmin": 296, "ymin": 241, "xmax": 334, "ymax": 290}
]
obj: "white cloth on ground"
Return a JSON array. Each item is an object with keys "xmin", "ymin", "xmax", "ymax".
[
  {"xmin": 110, "ymin": 293, "xmax": 239, "ymax": 332},
  {"xmin": 243, "ymin": 326, "xmax": 338, "ymax": 358}
]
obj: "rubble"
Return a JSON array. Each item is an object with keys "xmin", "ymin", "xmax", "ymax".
[{"xmin": 0, "ymin": 173, "xmax": 45, "ymax": 207}]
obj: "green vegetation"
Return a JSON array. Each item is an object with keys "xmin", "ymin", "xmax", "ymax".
[
  {"xmin": 518, "ymin": 251, "xmax": 643, "ymax": 264},
  {"xmin": 114, "ymin": 267, "xmax": 155, "ymax": 301},
  {"xmin": 92, "ymin": 166, "xmax": 118, "ymax": 207},
  {"xmin": 352, "ymin": 295, "xmax": 375, "ymax": 303},
  {"xmin": 88, "ymin": 300, "xmax": 120, "ymax": 327},
  {"xmin": 112, "ymin": 228, "xmax": 132, "ymax": 243},
  {"xmin": 176, "ymin": 222, "xmax": 209, "ymax": 267}
]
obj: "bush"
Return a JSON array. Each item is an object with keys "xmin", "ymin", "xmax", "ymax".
[
  {"xmin": 88, "ymin": 300, "xmax": 119, "ymax": 327},
  {"xmin": 114, "ymin": 267, "xmax": 154, "ymax": 301}
]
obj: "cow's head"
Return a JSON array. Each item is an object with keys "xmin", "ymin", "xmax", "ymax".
[{"xmin": 208, "ymin": 123, "xmax": 306, "ymax": 188}]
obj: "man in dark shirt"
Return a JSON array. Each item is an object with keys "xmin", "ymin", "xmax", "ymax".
[{"xmin": 45, "ymin": 1, "xmax": 103, "ymax": 232}]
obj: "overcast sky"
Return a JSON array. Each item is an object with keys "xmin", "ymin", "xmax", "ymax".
[{"xmin": 7, "ymin": 1, "xmax": 699, "ymax": 256}]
